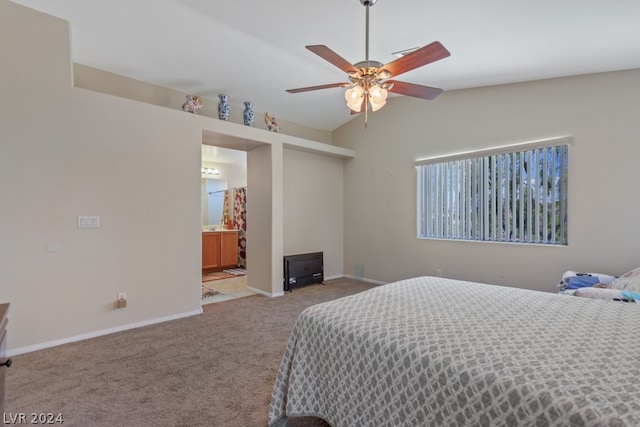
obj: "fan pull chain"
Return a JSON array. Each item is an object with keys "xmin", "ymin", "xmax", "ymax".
[{"xmin": 364, "ymin": 93, "xmax": 369, "ymax": 129}]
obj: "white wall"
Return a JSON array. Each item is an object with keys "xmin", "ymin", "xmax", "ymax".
[
  {"xmin": 334, "ymin": 69, "xmax": 640, "ymax": 291},
  {"xmin": 201, "ymin": 161, "xmax": 247, "ymax": 191}
]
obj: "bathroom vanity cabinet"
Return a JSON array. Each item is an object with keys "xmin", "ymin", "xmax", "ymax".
[{"xmin": 202, "ymin": 230, "xmax": 239, "ymax": 271}]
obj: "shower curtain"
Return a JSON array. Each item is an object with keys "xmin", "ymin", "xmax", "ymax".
[
  {"xmin": 232, "ymin": 187, "xmax": 247, "ymax": 269},
  {"xmin": 222, "ymin": 190, "xmax": 230, "ymax": 227}
]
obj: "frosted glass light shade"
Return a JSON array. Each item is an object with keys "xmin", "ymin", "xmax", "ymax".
[
  {"xmin": 369, "ymin": 84, "xmax": 388, "ymax": 111},
  {"xmin": 345, "ymin": 85, "xmax": 364, "ymax": 111},
  {"xmin": 370, "ymin": 98, "xmax": 386, "ymax": 112}
]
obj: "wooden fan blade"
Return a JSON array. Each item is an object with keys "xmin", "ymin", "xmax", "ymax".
[
  {"xmin": 286, "ymin": 82, "xmax": 349, "ymax": 93},
  {"xmin": 387, "ymin": 80, "xmax": 443, "ymax": 100},
  {"xmin": 306, "ymin": 45, "xmax": 359, "ymax": 74},
  {"xmin": 381, "ymin": 41, "xmax": 450, "ymax": 78}
]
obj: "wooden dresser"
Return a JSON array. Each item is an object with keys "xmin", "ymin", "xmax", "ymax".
[{"xmin": 0, "ymin": 303, "xmax": 10, "ymax": 415}]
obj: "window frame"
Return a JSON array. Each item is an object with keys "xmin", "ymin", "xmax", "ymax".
[{"xmin": 415, "ymin": 136, "xmax": 571, "ymax": 245}]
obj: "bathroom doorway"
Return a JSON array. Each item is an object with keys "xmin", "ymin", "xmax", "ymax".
[{"xmin": 201, "ymin": 144, "xmax": 250, "ymax": 304}]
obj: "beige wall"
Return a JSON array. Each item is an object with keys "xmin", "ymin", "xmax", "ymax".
[
  {"xmin": 1, "ymin": 1, "xmax": 203, "ymax": 353},
  {"xmin": 74, "ymin": 64, "xmax": 334, "ymax": 144},
  {"xmin": 334, "ymin": 69, "xmax": 640, "ymax": 291},
  {"xmin": 246, "ymin": 145, "xmax": 276, "ymax": 295},
  {"xmin": 0, "ymin": 1, "xmax": 350, "ymax": 354},
  {"xmin": 283, "ymin": 149, "xmax": 344, "ymax": 279}
]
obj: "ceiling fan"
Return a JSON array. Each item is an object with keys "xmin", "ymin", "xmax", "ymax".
[{"xmin": 286, "ymin": 0, "xmax": 451, "ymax": 127}]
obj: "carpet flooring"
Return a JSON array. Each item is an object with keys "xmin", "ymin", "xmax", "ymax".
[{"xmin": 5, "ymin": 277, "xmax": 376, "ymax": 427}]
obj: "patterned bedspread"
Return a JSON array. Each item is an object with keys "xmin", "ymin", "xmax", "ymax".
[{"xmin": 269, "ymin": 276, "xmax": 640, "ymax": 426}]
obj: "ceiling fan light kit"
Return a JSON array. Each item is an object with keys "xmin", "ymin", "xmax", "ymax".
[{"xmin": 287, "ymin": 0, "xmax": 451, "ymax": 128}]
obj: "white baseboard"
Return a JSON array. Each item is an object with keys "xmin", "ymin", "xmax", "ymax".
[
  {"xmin": 247, "ymin": 286, "xmax": 280, "ymax": 297},
  {"xmin": 255, "ymin": 274, "xmax": 360, "ymax": 297},
  {"xmin": 8, "ymin": 275, "xmax": 382, "ymax": 356},
  {"xmin": 276, "ymin": 274, "xmax": 385, "ymax": 294},
  {"xmin": 7, "ymin": 309, "xmax": 202, "ymax": 357}
]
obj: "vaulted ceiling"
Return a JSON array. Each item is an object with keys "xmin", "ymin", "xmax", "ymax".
[{"xmin": 12, "ymin": 0, "xmax": 640, "ymax": 131}]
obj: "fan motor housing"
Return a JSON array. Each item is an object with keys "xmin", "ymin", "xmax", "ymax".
[{"xmin": 354, "ymin": 60, "xmax": 384, "ymax": 70}]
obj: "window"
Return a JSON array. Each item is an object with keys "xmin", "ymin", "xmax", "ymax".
[{"xmin": 416, "ymin": 137, "xmax": 569, "ymax": 245}]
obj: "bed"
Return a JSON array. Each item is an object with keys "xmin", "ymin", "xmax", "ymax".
[{"xmin": 269, "ymin": 276, "xmax": 640, "ymax": 426}]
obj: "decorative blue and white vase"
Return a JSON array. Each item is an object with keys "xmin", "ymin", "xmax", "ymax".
[
  {"xmin": 218, "ymin": 94, "xmax": 230, "ymax": 121},
  {"xmin": 243, "ymin": 101, "xmax": 254, "ymax": 127}
]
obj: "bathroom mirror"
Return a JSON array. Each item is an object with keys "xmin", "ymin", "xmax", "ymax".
[{"xmin": 202, "ymin": 178, "xmax": 228, "ymax": 226}]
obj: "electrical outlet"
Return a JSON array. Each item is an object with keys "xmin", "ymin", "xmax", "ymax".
[
  {"xmin": 116, "ymin": 293, "xmax": 127, "ymax": 309},
  {"xmin": 435, "ymin": 269, "xmax": 442, "ymax": 277}
]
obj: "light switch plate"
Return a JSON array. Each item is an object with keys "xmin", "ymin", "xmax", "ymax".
[{"xmin": 78, "ymin": 216, "xmax": 100, "ymax": 228}]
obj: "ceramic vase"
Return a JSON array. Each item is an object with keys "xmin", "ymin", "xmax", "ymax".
[
  {"xmin": 218, "ymin": 94, "xmax": 230, "ymax": 121},
  {"xmin": 243, "ymin": 101, "xmax": 254, "ymax": 127}
]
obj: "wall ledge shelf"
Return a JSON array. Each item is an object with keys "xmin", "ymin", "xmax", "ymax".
[{"xmin": 199, "ymin": 117, "xmax": 354, "ymax": 159}]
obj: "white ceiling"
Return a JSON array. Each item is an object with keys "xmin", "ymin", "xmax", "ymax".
[{"xmin": 11, "ymin": 0, "xmax": 640, "ymax": 131}]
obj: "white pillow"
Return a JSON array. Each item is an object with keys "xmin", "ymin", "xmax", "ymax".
[
  {"xmin": 574, "ymin": 287, "xmax": 622, "ymax": 300},
  {"xmin": 608, "ymin": 267, "xmax": 640, "ymax": 292}
]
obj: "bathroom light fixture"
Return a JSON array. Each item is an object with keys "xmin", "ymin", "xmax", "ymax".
[{"xmin": 201, "ymin": 167, "xmax": 220, "ymax": 175}]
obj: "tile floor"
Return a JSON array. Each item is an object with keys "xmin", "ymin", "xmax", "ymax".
[{"xmin": 202, "ymin": 275, "xmax": 256, "ymax": 305}]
